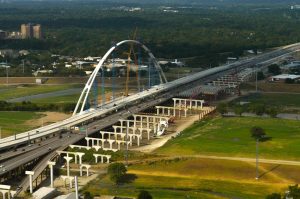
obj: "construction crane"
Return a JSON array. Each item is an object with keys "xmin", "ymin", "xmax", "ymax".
[{"xmin": 124, "ymin": 28, "xmax": 139, "ymax": 96}]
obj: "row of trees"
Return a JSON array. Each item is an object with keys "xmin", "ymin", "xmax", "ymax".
[
  {"xmin": 217, "ymin": 102, "xmax": 279, "ymax": 117},
  {"xmin": 266, "ymin": 184, "xmax": 300, "ymax": 199},
  {"xmin": 107, "ymin": 162, "xmax": 152, "ymax": 199},
  {"xmin": 0, "ymin": 101, "xmax": 75, "ymax": 113},
  {"xmin": 1, "ymin": 3, "xmax": 300, "ymax": 67}
]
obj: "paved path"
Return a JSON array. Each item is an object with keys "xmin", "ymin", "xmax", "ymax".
[
  {"xmin": 178, "ymin": 155, "xmax": 300, "ymax": 166},
  {"xmin": 7, "ymin": 88, "xmax": 82, "ymax": 102},
  {"xmin": 224, "ymin": 112, "xmax": 300, "ymax": 120}
]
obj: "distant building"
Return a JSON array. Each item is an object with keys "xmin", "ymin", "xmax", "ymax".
[
  {"xmin": 270, "ymin": 74, "xmax": 300, "ymax": 82},
  {"xmin": 291, "ymin": 5, "xmax": 300, "ymax": 9},
  {"xmin": 33, "ymin": 24, "xmax": 42, "ymax": 39},
  {"xmin": 0, "ymin": 30, "xmax": 7, "ymax": 39},
  {"xmin": 7, "ymin": 31, "xmax": 22, "ymax": 39},
  {"xmin": 21, "ymin": 23, "xmax": 42, "ymax": 39}
]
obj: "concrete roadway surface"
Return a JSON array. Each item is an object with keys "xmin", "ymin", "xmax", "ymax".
[
  {"xmin": 0, "ymin": 84, "xmax": 174, "ymax": 181},
  {"xmin": 0, "ymin": 133, "xmax": 84, "ymax": 176},
  {"xmin": 16, "ymin": 94, "xmax": 172, "ymax": 194}
]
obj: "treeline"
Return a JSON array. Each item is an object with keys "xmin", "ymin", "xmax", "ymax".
[
  {"xmin": 1, "ymin": 3, "xmax": 300, "ymax": 68},
  {"xmin": 217, "ymin": 102, "xmax": 279, "ymax": 117},
  {"xmin": 0, "ymin": 101, "xmax": 75, "ymax": 113}
]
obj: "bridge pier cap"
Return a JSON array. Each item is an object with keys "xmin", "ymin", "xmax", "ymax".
[{"xmin": 73, "ymin": 40, "xmax": 167, "ymax": 115}]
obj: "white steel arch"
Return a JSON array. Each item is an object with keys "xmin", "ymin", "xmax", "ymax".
[{"xmin": 73, "ymin": 40, "xmax": 167, "ymax": 115}]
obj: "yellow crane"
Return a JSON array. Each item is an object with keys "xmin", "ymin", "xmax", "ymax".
[{"xmin": 124, "ymin": 28, "xmax": 138, "ymax": 96}]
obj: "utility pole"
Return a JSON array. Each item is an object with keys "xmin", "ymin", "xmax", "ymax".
[
  {"xmin": 6, "ymin": 64, "xmax": 8, "ymax": 86},
  {"xmin": 125, "ymin": 121, "xmax": 129, "ymax": 167},
  {"xmin": 255, "ymin": 65, "xmax": 258, "ymax": 92},
  {"xmin": 22, "ymin": 59, "xmax": 25, "ymax": 74},
  {"xmin": 0, "ymin": 127, "xmax": 1, "ymax": 139},
  {"xmin": 255, "ymin": 138, "xmax": 259, "ymax": 180}
]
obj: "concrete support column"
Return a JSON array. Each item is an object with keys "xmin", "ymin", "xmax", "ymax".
[
  {"xmin": 47, "ymin": 161, "xmax": 56, "ymax": 188},
  {"xmin": 173, "ymin": 99, "xmax": 176, "ymax": 116},
  {"xmin": 25, "ymin": 171, "xmax": 35, "ymax": 194},
  {"xmin": 86, "ymin": 138, "xmax": 90, "ymax": 147},
  {"xmin": 74, "ymin": 155, "xmax": 78, "ymax": 164},
  {"xmin": 146, "ymin": 117, "xmax": 149, "ymax": 129},
  {"xmin": 64, "ymin": 157, "xmax": 73, "ymax": 177},
  {"xmin": 78, "ymin": 153, "xmax": 84, "ymax": 165},
  {"xmin": 94, "ymin": 155, "xmax": 98, "ymax": 163},
  {"xmin": 137, "ymin": 136, "xmax": 140, "ymax": 146}
]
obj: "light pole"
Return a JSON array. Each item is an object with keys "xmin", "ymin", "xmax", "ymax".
[
  {"xmin": 85, "ymin": 126, "xmax": 88, "ymax": 137},
  {"xmin": 0, "ymin": 126, "xmax": 1, "ymax": 139},
  {"xmin": 22, "ymin": 59, "xmax": 25, "ymax": 74},
  {"xmin": 125, "ymin": 121, "xmax": 129, "ymax": 167},
  {"xmin": 255, "ymin": 138, "xmax": 259, "ymax": 180},
  {"xmin": 255, "ymin": 64, "xmax": 258, "ymax": 92},
  {"xmin": 6, "ymin": 65, "xmax": 9, "ymax": 86},
  {"xmin": 124, "ymin": 109, "xmax": 132, "ymax": 167}
]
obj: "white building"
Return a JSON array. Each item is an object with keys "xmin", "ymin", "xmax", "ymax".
[{"xmin": 270, "ymin": 74, "xmax": 300, "ymax": 82}]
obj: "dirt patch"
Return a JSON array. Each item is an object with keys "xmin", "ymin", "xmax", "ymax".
[
  {"xmin": 25, "ymin": 112, "xmax": 71, "ymax": 127},
  {"xmin": 132, "ymin": 114, "xmax": 200, "ymax": 153}
]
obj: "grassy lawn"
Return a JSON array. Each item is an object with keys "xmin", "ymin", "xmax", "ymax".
[
  {"xmin": 232, "ymin": 92, "xmax": 300, "ymax": 108},
  {"xmin": 0, "ymin": 111, "xmax": 44, "ymax": 137},
  {"xmin": 82, "ymin": 158, "xmax": 297, "ymax": 199},
  {"xmin": 241, "ymin": 82, "xmax": 300, "ymax": 93},
  {"xmin": 157, "ymin": 117, "xmax": 300, "ymax": 160},
  {"xmin": 0, "ymin": 84, "xmax": 80, "ymax": 101},
  {"xmin": 31, "ymin": 94, "xmax": 81, "ymax": 104}
]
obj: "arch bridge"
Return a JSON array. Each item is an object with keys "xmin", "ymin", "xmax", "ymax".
[{"xmin": 73, "ymin": 40, "xmax": 167, "ymax": 115}]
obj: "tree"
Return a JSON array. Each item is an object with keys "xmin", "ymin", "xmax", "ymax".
[
  {"xmin": 234, "ymin": 105, "xmax": 244, "ymax": 116},
  {"xmin": 268, "ymin": 64, "xmax": 281, "ymax": 75},
  {"xmin": 107, "ymin": 163, "xmax": 127, "ymax": 185},
  {"xmin": 251, "ymin": 103, "xmax": 266, "ymax": 116},
  {"xmin": 83, "ymin": 191, "xmax": 93, "ymax": 199},
  {"xmin": 285, "ymin": 78, "xmax": 295, "ymax": 84},
  {"xmin": 251, "ymin": 126, "xmax": 266, "ymax": 140},
  {"xmin": 286, "ymin": 184, "xmax": 300, "ymax": 198},
  {"xmin": 266, "ymin": 107, "xmax": 278, "ymax": 118},
  {"xmin": 250, "ymin": 126, "xmax": 267, "ymax": 180},
  {"xmin": 216, "ymin": 103, "xmax": 228, "ymax": 115},
  {"xmin": 265, "ymin": 193, "xmax": 281, "ymax": 199},
  {"xmin": 138, "ymin": 190, "xmax": 153, "ymax": 199},
  {"xmin": 257, "ymin": 71, "xmax": 265, "ymax": 80}
]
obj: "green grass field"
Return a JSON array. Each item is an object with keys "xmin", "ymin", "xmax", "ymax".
[
  {"xmin": 0, "ymin": 84, "xmax": 80, "ymax": 101},
  {"xmin": 0, "ymin": 111, "xmax": 44, "ymax": 137},
  {"xmin": 232, "ymin": 93, "xmax": 300, "ymax": 108},
  {"xmin": 82, "ymin": 158, "xmax": 298, "ymax": 199},
  {"xmin": 241, "ymin": 82, "xmax": 300, "ymax": 93},
  {"xmin": 157, "ymin": 117, "xmax": 300, "ymax": 160},
  {"xmin": 31, "ymin": 94, "xmax": 81, "ymax": 104}
]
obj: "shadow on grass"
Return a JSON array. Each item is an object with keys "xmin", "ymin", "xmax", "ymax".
[
  {"xmin": 260, "ymin": 136, "xmax": 272, "ymax": 142},
  {"xmin": 258, "ymin": 164, "xmax": 281, "ymax": 179},
  {"xmin": 119, "ymin": 174, "xmax": 138, "ymax": 184}
]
